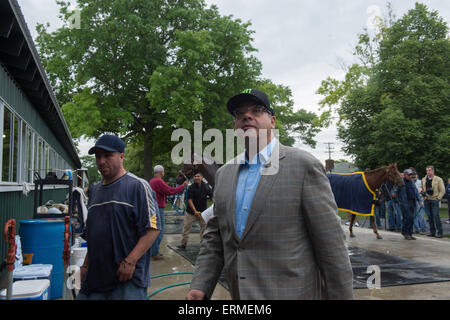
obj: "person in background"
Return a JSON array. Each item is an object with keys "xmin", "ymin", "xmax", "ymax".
[
  {"xmin": 386, "ymin": 181, "xmax": 403, "ymax": 232},
  {"xmin": 370, "ymin": 189, "xmax": 385, "ymax": 228},
  {"xmin": 445, "ymin": 178, "xmax": 450, "ymax": 224},
  {"xmin": 396, "ymin": 169, "xmax": 423, "ymax": 240},
  {"xmin": 150, "ymin": 165, "xmax": 188, "ymax": 260},
  {"xmin": 411, "ymin": 173, "xmax": 427, "ymax": 234},
  {"xmin": 177, "ymin": 171, "xmax": 212, "ymax": 250},
  {"xmin": 421, "ymin": 166, "xmax": 445, "ymax": 238},
  {"xmin": 78, "ymin": 134, "xmax": 160, "ymax": 300}
]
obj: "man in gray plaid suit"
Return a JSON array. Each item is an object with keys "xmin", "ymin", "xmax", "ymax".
[{"xmin": 186, "ymin": 89, "xmax": 353, "ymax": 300}]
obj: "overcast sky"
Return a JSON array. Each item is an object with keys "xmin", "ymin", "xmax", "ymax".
[{"xmin": 16, "ymin": 0, "xmax": 449, "ymax": 164}]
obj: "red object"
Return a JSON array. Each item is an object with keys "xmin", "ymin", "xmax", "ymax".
[
  {"xmin": 62, "ymin": 217, "xmax": 71, "ymax": 266},
  {"xmin": 149, "ymin": 177, "xmax": 185, "ymax": 208},
  {"xmin": 4, "ymin": 219, "xmax": 16, "ymax": 272}
]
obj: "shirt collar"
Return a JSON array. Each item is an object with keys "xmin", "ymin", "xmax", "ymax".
[{"xmin": 240, "ymin": 137, "xmax": 278, "ymax": 165}]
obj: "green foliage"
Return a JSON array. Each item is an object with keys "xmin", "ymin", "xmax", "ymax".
[
  {"xmin": 317, "ymin": 3, "xmax": 450, "ymax": 179},
  {"xmin": 37, "ymin": 0, "xmax": 326, "ymax": 179},
  {"xmin": 79, "ymin": 155, "xmax": 101, "ymax": 184},
  {"xmin": 257, "ymin": 79, "xmax": 324, "ymax": 148}
]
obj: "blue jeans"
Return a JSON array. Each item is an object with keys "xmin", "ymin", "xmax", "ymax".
[
  {"xmin": 387, "ymin": 200, "xmax": 402, "ymax": 230},
  {"xmin": 151, "ymin": 208, "xmax": 164, "ymax": 256},
  {"xmin": 424, "ymin": 200, "xmax": 442, "ymax": 235},
  {"xmin": 413, "ymin": 202, "xmax": 427, "ymax": 232},
  {"xmin": 401, "ymin": 201, "xmax": 415, "ymax": 236},
  {"xmin": 76, "ymin": 281, "xmax": 147, "ymax": 300}
]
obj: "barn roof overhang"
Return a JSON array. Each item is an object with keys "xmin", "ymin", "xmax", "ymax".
[{"xmin": 0, "ymin": 0, "xmax": 81, "ymax": 168}]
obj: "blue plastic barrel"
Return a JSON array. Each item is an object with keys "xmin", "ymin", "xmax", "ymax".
[{"xmin": 19, "ymin": 219, "xmax": 68, "ymax": 300}]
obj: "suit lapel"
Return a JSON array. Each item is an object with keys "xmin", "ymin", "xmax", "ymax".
[{"xmin": 240, "ymin": 144, "xmax": 286, "ymax": 242}]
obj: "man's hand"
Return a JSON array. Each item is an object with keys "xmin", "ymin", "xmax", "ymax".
[
  {"xmin": 194, "ymin": 211, "xmax": 202, "ymax": 217},
  {"xmin": 186, "ymin": 289, "xmax": 206, "ymax": 300},
  {"xmin": 116, "ymin": 259, "xmax": 136, "ymax": 282}
]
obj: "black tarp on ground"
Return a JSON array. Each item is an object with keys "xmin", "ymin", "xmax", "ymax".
[{"xmin": 168, "ymin": 244, "xmax": 450, "ymax": 290}]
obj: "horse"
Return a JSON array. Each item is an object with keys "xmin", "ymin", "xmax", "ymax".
[
  {"xmin": 327, "ymin": 163, "xmax": 404, "ymax": 239},
  {"xmin": 176, "ymin": 155, "xmax": 404, "ymax": 239}
]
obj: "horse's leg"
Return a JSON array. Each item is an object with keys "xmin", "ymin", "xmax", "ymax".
[
  {"xmin": 371, "ymin": 216, "xmax": 383, "ymax": 239},
  {"xmin": 349, "ymin": 214, "xmax": 356, "ymax": 238}
]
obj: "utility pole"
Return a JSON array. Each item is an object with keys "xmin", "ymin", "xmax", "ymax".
[
  {"xmin": 324, "ymin": 142, "xmax": 334, "ymax": 160},
  {"xmin": 324, "ymin": 142, "xmax": 335, "ymax": 172}
]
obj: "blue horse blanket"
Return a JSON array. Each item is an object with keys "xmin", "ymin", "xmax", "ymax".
[{"xmin": 326, "ymin": 172, "xmax": 376, "ymax": 216}]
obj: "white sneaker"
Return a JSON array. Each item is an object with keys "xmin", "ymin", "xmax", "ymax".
[{"xmin": 445, "ymin": 220, "xmax": 450, "ymax": 224}]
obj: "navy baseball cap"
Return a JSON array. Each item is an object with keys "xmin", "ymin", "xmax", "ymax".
[
  {"xmin": 226, "ymin": 89, "xmax": 274, "ymax": 116},
  {"xmin": 88, "ymin": 134, "xmax": 125, "ymax": 154},
  {"xmin": 403, "ymin": 169, "xmax": 414, "ymax": 175}
]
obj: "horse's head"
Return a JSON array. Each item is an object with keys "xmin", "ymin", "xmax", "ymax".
[
  {"xmin": 176, "ymin": 153, "xmax": 221, "ymax": 188},
  {"xmin": 175, "ymin": 153, "xmax": 201, "ymax": 184},
  {"xmin": 387, "ymin": 163, "xmax": 405, "ymax": 187}
]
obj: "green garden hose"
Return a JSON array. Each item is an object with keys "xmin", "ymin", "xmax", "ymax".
[{"xmin": 147, "ymin": 272, "xmax": 194, "ymax": 299}]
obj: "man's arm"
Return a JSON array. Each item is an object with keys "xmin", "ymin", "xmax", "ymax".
[
  {"xmin": 156, "ymin": 179, "xmax": 187, "ymax": 196},
  {"xmin": 301, "ymin": 159, "xmax": 354, "ymax": 300},
  {"xmin": 187, "ymin": 199, "xmax": 201, "ymax": 216},
  {"xmin": 117, "ymin": 228, "xmax": 160, "ymax": 282},
  {"xmin": 414, "ymin": 184, "xmax": 423, "ymax": 206},
  {"xmin": 437, "ymin": 178, "xmax": 445, "ymax": 200},
  {"xmin": 80, "ymin": 253, "xmax": 88, "ymax": 282},
  {"xmin": 186, "ymin": 213, "xmax": 224, "ymax": 299},
  {"xmin": 188, "ymin": 199, "xmax": 197, "ymax": 213}
]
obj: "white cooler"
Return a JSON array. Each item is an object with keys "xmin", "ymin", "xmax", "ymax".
[
  {"xmin": 0, "ymin": 279, "xmax": 50, "ymax": 300},
  {"xmin": 13, "ymin": 264, "xmax": 53, "ymax": 280},
  {"xmin": 13, "ymin": 264, "xmax": 53, "ymax": 298}
]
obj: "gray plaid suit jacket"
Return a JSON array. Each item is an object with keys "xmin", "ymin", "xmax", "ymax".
[{"xmin": 190, "ymin": 143, "xmax": 354, "ymax": 299}]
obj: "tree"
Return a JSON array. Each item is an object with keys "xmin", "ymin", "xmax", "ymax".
[
  {"xmin": 317, "ymin": 3, "xmax": 450, "ymax": 179},
  {"xmin": 79, "ymin": 155, "xmax": 101, "ymax": 184},
  {"xmin": 37, "ymin": 0, "xmax": 326, "ymax": 180},
  {"xmin": 36, "ymin": 0, "xmax": 261, "ymax": 180}
]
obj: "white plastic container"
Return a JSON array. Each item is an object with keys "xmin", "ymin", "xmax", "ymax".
[
  {"xmin": 14, "ymin": 264, "xmax": 53, "ymax": 280},
  {"xmin": 70, "ymin": 247, "xmax": 87, "ymax": 267},
  {"xmin": 0, "ymin": 279, "xmax": 50, "ymax": 300},
  {"xmin": 13, "ymin": 264, "xmax": 53, "ymax": 299}
]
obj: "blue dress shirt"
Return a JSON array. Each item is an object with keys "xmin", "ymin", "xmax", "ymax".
[{"xmin": 235, "ymin": 137, "xmax": 278, "ymax": 238}]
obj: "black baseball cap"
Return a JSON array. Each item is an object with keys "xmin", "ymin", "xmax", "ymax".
[
  {"xmin": 226, "ymin": 89, "xmax": 274, "ymax": 116},
  {"xmin": 88, "ymin": 134, "xmax": 125, "ymax": 154}
]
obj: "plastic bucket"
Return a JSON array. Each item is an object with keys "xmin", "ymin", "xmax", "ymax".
[{"xmin": 19, "ymin": 219, "xmax": 69, "ymax": 300}]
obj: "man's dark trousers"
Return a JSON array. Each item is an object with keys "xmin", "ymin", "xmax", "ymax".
[{"xmin": 401, "ymin": 201, "xmax": 415, "ymax": 236}]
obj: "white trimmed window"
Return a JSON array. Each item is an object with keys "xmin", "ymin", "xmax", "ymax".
[{"xmin": 0, "ymin": 99, "xmax": 72, "ymax": 187}]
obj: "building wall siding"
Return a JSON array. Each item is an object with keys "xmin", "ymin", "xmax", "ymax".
[{"xmin": 0, "ymin": 64, "xmax": 77, "ymax": 168}]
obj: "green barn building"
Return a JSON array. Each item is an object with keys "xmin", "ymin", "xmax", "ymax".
[{"xmin": 0, "ymin": 0, "xmax": 82, "ymax": 260}]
